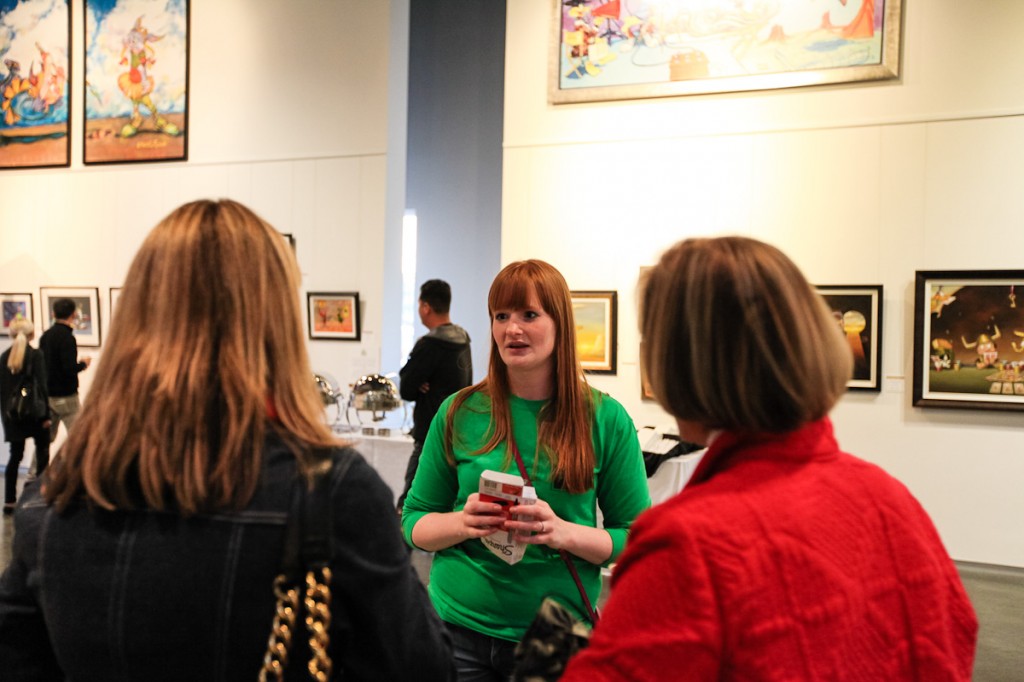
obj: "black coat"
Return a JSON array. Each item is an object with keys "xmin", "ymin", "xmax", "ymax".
[
  {"xmin": 0, "ymin": 347, "xmax": 50, "ymax": 442},
  {"xmin": 0, "ymin": 437, "xmax": 455, "ymax": 681}
]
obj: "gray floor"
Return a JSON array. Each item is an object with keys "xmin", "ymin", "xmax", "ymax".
[{"xmin": 2, "ymin": 479, "xmax": 1021, "ymax": 680}]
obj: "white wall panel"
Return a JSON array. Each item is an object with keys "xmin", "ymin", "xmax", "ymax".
[
  {"xmin": 0, "ymin": 0, "xmax": 393, "ymax": 470},
  {"xmin": 503, "ymin": 0, "xmax": 1024, "ymax": 566}
]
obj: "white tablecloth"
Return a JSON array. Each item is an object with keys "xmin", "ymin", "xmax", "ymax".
[
  {"xmin": 345, "ymin": 431, "xmax": 415, "ymax": 505},
  {"xmin": 646, "ymin": 450, "xmax": 707, "ymax": 505}
]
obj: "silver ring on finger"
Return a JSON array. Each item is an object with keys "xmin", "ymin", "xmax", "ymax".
[{"xmin": 539, "ymin": 521, "xmax": 545, "ymax": 534}]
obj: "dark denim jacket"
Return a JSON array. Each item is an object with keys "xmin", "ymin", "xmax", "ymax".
[{"xmin": 0, "ymin": 439, "xmax": 454, "ymax": 681}]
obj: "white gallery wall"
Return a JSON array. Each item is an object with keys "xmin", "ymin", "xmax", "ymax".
[
  {"xmin": 503, "ymin": 0, "xmax": 1024, "ymax": 567},
  {"xmin": 1, "ymin": 1, "xmax": 396, "ymax": 459}
]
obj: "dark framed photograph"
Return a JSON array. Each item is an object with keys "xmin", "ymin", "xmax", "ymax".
[
  {"xmin": 816, "ymin": 285, "xmax": 883, "ymax": 392},
  {"xmin": 1, "ymin": 292, "xmax": 34, "ymax": 329},
  {"xmin": 571, "ymin": 290, "xmax": 617, "ymax": 374},
  {"xmin": 0, "ymin": 0, "xmax": 71, "ymax": 170},
  {"xmin": 83, "ymin": 0, "xmax": 189, "ymax": 164},
  {"xmin": 308, "ymin": 292, "xmax": 360, "ymax": 341},
  {"xmin": 913, "ymin": 270, "xmax": 1024, "ymax": 411},
  {"xmin": 40, "ymin": 286, "xmax": 102, "ymax": 347},
  {"xmin": 549, "ymin": 0, "xmax": 902, "ymax": 104}
]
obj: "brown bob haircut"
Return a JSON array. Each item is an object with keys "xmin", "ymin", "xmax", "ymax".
[
  {"xmin": 45, "ymin": 200, "xmax": 338, "ymax": 515},
  {"xmin": 444, "ymin": 260, "xmax": 596, "ymax": 493},
  {"xmin": 640, "ymin": 236, "xmax": 851, "ymax": 433}
]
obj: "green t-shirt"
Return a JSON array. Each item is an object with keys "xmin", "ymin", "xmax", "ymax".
[{"xmin": 401, "ymin": 388, "xmax": 651, "ymax": 641}]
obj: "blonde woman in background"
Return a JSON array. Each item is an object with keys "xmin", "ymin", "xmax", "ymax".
[
  {"xmin": 562, "ymin": 236, "xmax": 977, "ymax": 681},
  {"xmin": 0, "ymin": 317, "xmax": 51, "ymax": 514},
  {"xmin": 0, "ymin": 200, "xmax": 454, "ymax": 681}
]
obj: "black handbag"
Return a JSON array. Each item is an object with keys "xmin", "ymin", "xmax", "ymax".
[
  {"xmin": 513, "ymin": 596, "xmax": 593, "ymax": 682},
  {"xmin": 260, "ymin": 454, "xmax": 351, "ymax": 682},
  {"xmin": 507, "ymin": 440, "xmax": 600, "ymax": 682},
  {"xmin": 5, "ymin": 354, "xmax": 47, "ymax": 426}
]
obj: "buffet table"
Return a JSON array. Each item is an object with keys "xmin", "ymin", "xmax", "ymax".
[{"xmin": 345, "ymin": 430, "xmax": 415, "ymax": 505}]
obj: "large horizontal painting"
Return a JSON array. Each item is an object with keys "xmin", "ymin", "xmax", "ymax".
[{"xmin": 550, "ymin": 0, "xmax": 902, "ymax": 103}]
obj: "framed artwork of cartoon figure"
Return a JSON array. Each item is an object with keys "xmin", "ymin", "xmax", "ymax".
[
  {"xmin": 40, "ymin": 286, "xmax": 102, "ymax": 347},
  {"xmin": 912, "ymin": 270, "xmax": 1024, "ymax": 412},
  {"xmin": 816, "ymin": 285, "xmax": 883, "ymax": 392},
  {"xmin": 2, "ymin": 293, "xmax": 34, "ymax": 329},
  {"xmin": 83, "ymin": 0, "xmax": 189, "ymax": 164},
  {"xmin": 0, "ymin": 0, "xmax": 71, "ymax": 170},
  {"xmin": 549, "ymin": 0, "xmax": 902, "ymax": 104}
]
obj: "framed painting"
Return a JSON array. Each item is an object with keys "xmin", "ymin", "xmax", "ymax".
[
  {"xmin": 549, "ymin": 0, "xmax": 902, "ymax": 104},
  {"xmin": 571, "ymin": 290, "xmax": 617, "ymax": 374},
  {"xmin": 83, "ymin": 0, "xmax": 189, "ymax": 164},
  {"xmin": 308, "ymin": 292, "xmax": 361, "ymax": 341},
  {"xmin": 913, "ymin": 271, "xmax": 1024, "ymax": 412},
  {"xmin": 1, "ymin": 292, "xmax": 33, "ymax": 329},
  {"xmin": 40, "ymin": 286, "xmax": 102, "ymax": 347},
  {"xmin": 816, "ymin": 285, "xmax": 883, "ymax": 392},
  {"xmin": 0, "ymin": 0, "xmax": 71, "ymax": 169}
]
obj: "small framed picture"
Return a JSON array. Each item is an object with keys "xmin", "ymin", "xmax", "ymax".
[
  {"xmin": 913, "ymin": 270, "xmax": 1024, "ymax": 411},
  {"xmin": 1, "ymin": 293, "xmax": 34, "ymax": 329},
  {"xmin": 307, "ymin": 292, "xmax": 360, "ymax": 341},
  {"xmin": 816, "ymin": 285, "xmax": 883, "ymax": 392},
  {"xmin": 571, "ymin": 290, "xmax": 617, "ymax": 374},
  {"xmin": 40, "ymin": 287, "xmax": 102, "ymax": 347}
]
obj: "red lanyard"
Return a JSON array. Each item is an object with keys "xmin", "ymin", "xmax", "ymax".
[{"xmin": 509, "ymin": 439, "xmax": 600, "ymax": 625}]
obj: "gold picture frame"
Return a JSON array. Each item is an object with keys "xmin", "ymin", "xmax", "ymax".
[
  {"xmin": 571, "ymin": 290, "xmax": 617, "ymax": 374},
  {"xmin": 549, "ymin": 0, "xmax": 902, "ymax": 104}
]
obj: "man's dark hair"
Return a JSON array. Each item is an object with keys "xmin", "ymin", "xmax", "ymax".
[
  {"xmin": 53, "ymin": 298, "xmax": 77, "ymax": 320},
  {"xmin": 419, "ymin": 280, "xmax": 452, "ymax": 314}
]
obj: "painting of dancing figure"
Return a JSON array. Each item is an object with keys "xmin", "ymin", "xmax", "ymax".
[{"xmin": 84, "ymin": 0, "xmax": 188, "ymax": 164}]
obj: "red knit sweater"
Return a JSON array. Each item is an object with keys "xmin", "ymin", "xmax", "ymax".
[{"xmin": 563, "ymin": 418, "xmax": 977, "ymax": 681}]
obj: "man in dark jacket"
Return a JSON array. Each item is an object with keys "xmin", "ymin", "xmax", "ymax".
[
  {"xmin": 396, "ymin": 280, "xmax": 472, "ymax": 510},
  {"xmin": 39, "ymin": 298, "xmax": 91, "ymax": 443}
]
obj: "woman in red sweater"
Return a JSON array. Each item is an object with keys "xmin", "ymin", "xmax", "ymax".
[{"xmin": 562, "ymin": 236, "xmax": 977, "ymax": 681}]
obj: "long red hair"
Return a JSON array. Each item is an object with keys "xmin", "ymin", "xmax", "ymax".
[{"xmin": 444, "ymin": 260, "xmax": 595, "ymax": 493}]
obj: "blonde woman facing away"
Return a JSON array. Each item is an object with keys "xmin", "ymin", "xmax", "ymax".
[
  {"xmin": 0, "ymin": 200, "xmax": 454, "ymax": 681},
  {"xmin": 402, "ymin": 259, "xmax": 651, "ymax": 682},
  {"xmin": 1, "ymin": 317, "xmax": 51, "ymax": 513},
  {"xmin": 562, "ymin": 236, "xmax": 977, "ymax": 681}
]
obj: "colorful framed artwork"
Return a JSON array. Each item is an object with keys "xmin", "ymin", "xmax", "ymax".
[
  {"xmin": 571, "ymin": 290, "xmax": 617, "ymax": 374},
  {"xmin": 308, "ymin": 292, "xmax": 361, "ymax": 341},
  {"xmin": 40, "ymin": 286, "xmax": 102, "ymax": 347},
  {"xmin": 1, "ymin": 293, "xmax": 34, "ymax": 329},
  {"xmin": 0, "ymin": 0, "xmax": 71, "ymax": 170},
  {"xmin": 816, "ymin": 285, "xmax": 883, "ymax": 392},
  {"xmin": 913, "ymin": 271, "xmax": 1024, "ymax": 412},
  {"xmin": 83, "ymin": 0, "xmax": 189, "ymax": 164},
  {"xmin": 549, "ymin": 0, "xmax": 902, "ymax": 104}
]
